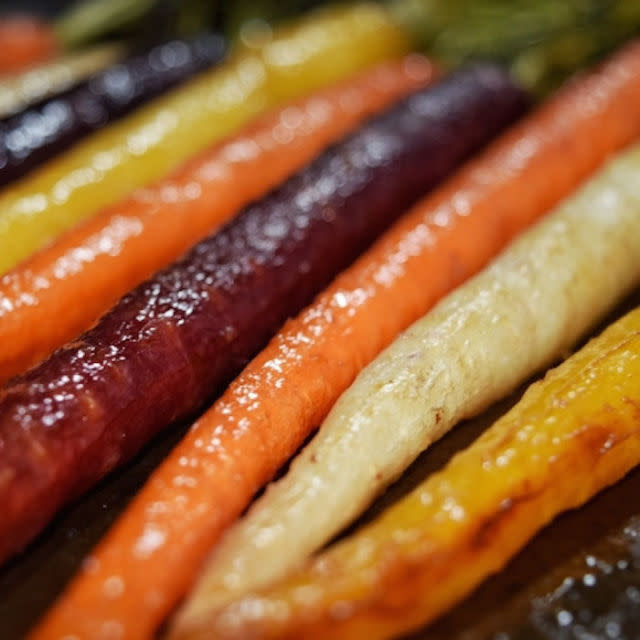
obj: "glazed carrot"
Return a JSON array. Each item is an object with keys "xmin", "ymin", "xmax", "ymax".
[
  {"xmin": 31, "ymin": 43, "xmax": 640, "ymax": 640},
  {"xmin": 0, "ymin": 3, "xmax": 409, "ymax": 276},
  {"xmin": 0, "ymin": 56, "xmax": 437, "ymax": 386},
  {"xmin": 193, "ymin": 154, "xmax": 640, "ymax": 638},
  {"xmin": 23, "ymin": 66, "xmax": 526, "ymax": 640},
  {"xmin": 0, "ymin": 42, "xmax": 122, "ymax": 118},
  {"xmin": 169, "ymin": 43, "xmax": 640, "ymax": 625},
  {"xmin": 0, "ymin": 33, "xmax": 227, "ymax": 188},
  {"xmin": 53, "ymin": 0, "xmax": 156, "ymax": 50},
  {"xmin": 175, "ymin": 139, "xmax": 640, "ymax": 639},
  {"xmin": 0, "ymin": 16, "xmax": 58, "ymax": 76}
]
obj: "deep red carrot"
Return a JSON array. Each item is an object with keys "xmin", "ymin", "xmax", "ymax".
[
  {"xmin": 0, "ymin": 56, "xmax": 437, "ymax": 386},
  {"xmin": 30, "ymin": 42, "xmax": 640, "ymax": 640},
  {"xmin": 0, "ymin": 16, "xmax": 58, "ymax": 75}
]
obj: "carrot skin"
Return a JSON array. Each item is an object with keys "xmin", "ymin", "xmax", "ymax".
[
  {"xmin": 0, "ymin": 33, "xmax": 227, "ymax": 188},
  {"xmin": 0, "ymin": 65, "xmax": 526, "ymax": 567},
  {"xmin": 0, "ymin": 55, "xmax": 437, "ymax": 385},
  {"xmin": 30, "ymin": 42, "xmax": 640, "ymax": 640}
]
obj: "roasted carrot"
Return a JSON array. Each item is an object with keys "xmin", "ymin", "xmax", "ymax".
[
  {"xmin": 53, "ymin": 0, "xmax": 156, "ymax": 50},
  {"xmin": 31, "ymin": 42, "xmax": 640, "ymax": 640},
  {"xmin": 0, "ymin": 16, "xmax": 58, "ymax": 76},
  {"xmin": 174, "ymin": 138, "xmax": 640, "ymax": 638},
  {"xmin": 0, "ymin": 42, "xmax": 122, "ymax": 119},
  {"xmin": 0, "ymin": 33, "xmax": 227, "ymax": 188},
  {"xmin": 0, "ymin": 3, "xmax": 409, "ymax": 276},
  {"xmin": 193, "ymin": 162, "xmax": 640, "ymax": 638},
  {"xmin": 0, "ymin": 56, "xmax": 437, "ymax": 386},
  {"xmin": 20, "ymin": 67, "xmax": 525, "ymax": 640}
]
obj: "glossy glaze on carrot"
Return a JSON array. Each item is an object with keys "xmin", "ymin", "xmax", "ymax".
[
  {"xmin": 0, "ymin": 55, "xmax": 437, "ymax": 386},
  {"xmin": 31, "ymin": 41, "xmax": 640, "ymax": 640},
  {"xmin": 166, "ymin": 43, "xmax": 640, "ymax": 628},
  {"xmin": 194, "ymin": 157, "xmax": 640, "ymax": 636},
  {"xmin": 0, "ymin": 4, "xmax": 410, "ymax": 276},
  {"xmin": 0, "ymin": 65, "xmax": 527, "ymax": 565},
  {"xmin": 0, "ymin": 33, "xmax": 227, "ymax": 187}
]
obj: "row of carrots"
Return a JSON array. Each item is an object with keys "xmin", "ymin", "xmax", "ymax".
[{"xmin": 1, "ymin": 2, "xmax": 640, "ymax": 639}]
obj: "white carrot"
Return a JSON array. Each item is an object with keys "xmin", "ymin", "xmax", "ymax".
[{"xmin": 172, "ymin": 141, "xmax": 640, "ymax": 634}]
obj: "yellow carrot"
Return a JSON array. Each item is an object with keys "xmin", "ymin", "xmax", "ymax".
[{"xmin": 0, "ymin": 3, "xmax": 408, "ymax": 275}]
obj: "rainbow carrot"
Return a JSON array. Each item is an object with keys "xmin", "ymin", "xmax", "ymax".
[
  {"xmin": 191, "ymin": 148, "xmax": 640, "ymax": 637},
  {"xmin": 30, "ymin": 42, "xmax": 640, "ymax": 640},
  {"xmin": 0, "ymin": 16, "xmax": 58, "ymax": 76},
  {"xmin": 0, "ymin": 33, "xmax": 227, "ymax": 188},
  {"xmin": 21, "ymin": 67, "xmax": 526, "ymax": 640},
  {"xmin": 0, "ymin": 56, "xmax": 436, "ymax": 386},
  {"xmin": 0, "ymin": 3, "xmax": 409, "ymax": 276}
]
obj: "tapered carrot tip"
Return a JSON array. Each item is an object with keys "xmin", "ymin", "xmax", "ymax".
[{"xmin": 0, "ymin": 17, "xmax": 58, "ymax": 75}]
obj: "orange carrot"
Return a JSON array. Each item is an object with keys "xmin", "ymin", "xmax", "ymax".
[
  {"xmin": 0, "ymin": 16, "xmax": 58, "ymax": 75},
  {"xmin": 30, "ymin": 42, "xmax": 640, "ymax": 640},
  {"xmin": 0, "ymin": 56, "xmax": 436, "ymax": 385}
]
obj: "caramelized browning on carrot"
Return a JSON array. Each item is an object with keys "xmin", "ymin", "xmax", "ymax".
[
  {"xmin": 23, "ymin": 66, "xmax": 527, "ymax": 640},
  {"xmin": 31, "ymin": 43, "xmax": 640, "ymax": 640},
  {"xmin": 0, "ymin": 56, "xmax": 437, "ymax": 385}
]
